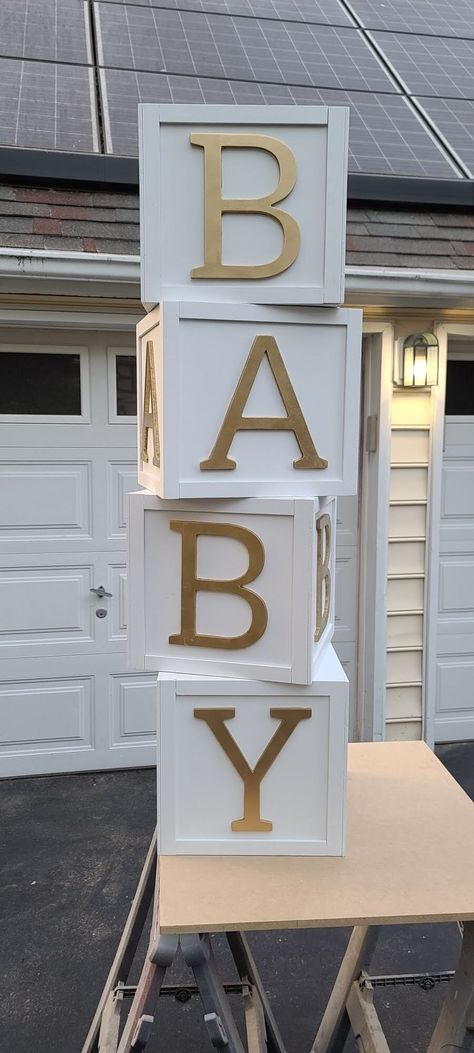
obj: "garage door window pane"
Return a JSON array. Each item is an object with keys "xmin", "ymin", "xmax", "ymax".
[
  {"xmin": 116, "ymin": 355, "xmax": 137, "ymax": 416},
  {"xmin": 446, "ymin": 360, "xmax": 474, "ymax": 415},
  {"xmin": 0, "ymin": 352, "xmax": 81, "ymax": 414}
]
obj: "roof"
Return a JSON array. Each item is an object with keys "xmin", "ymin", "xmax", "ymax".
[
  {"xmin": 2, "ymin": 182, "xmax": 474, "ymax": 271},
  {"xmin": 1, "ymin": 0, "xmax": 474, "ymax": 186}
]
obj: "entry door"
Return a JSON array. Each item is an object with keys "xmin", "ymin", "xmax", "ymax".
[
  {"xmin": 436, "ymin": 345, "xmax": 474, "ymax": 741},
  {"xmin": 0, "ymin": 328, "xmax": 156, "ymax": 776}
]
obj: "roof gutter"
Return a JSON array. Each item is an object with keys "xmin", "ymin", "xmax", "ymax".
[
  {"xmin": 1, "ymin": 249, "xmax": 474, "ymax": 309},
  {"xmin": 345, "ymin": 265, "xmax": 474, "ymax": 308}
]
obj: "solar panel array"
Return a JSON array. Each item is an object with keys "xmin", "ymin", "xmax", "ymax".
[{"xmin": 1, "ymin": 0, "xmax": 474, "ymax": 179}]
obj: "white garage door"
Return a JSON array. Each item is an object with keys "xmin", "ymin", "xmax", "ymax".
[
  {"xmin": 436, "ymin": 345, "xmax": 474, "ymax": 741},
  {"xmin": 0, "ymin": 326, "xmax": 360, "ymax": 775},
  {"xmin": 0, "ymin": 328, "xmax": 157, "ymax": 776}
]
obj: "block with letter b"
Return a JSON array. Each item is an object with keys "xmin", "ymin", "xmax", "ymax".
[
  {"xmin": 139, "ymin": 104, "xmax": 349, "ymax": 307},
  {"xmin": 128, "ymin": 491, "xmax": 336, "ymax": 684},
  {"xmin": 157, "ymin": 647, "xmax": 348, "ymax": 856},
  {"xmin": 137, "ymin": 301, "xmax": 362, "ymax": 498}
]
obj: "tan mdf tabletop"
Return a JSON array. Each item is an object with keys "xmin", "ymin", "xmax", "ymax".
[{"xmin": 159, "ymin": 741, "xmax": 474, "ymax": 934}]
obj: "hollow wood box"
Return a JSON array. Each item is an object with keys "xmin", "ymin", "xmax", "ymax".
[
  {"xmin": 139, "ymin": 103, "xmax": 349, "ymax": 308},
  {"xmin": 157, "ymin": 648, "xmax": 348, "ymax": 856},
  {"xmin": 128, "ymin": 490, "xmax": 336, "ymax": 685},
  {"xmin": 136, "ymin": 301, "xmax": 362, "ymax": 499}
]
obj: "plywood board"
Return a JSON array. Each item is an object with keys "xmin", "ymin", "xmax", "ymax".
[{"xmin": 159, "ymin": 742, "xmax": 474, "ymax": 933}]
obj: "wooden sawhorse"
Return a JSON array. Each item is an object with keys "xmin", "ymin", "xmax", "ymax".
[
  {"xmin": 82, "ymin": 742, "xmax": 474, "ymax": 1053},
  {"xmin": 311, "ymin": 922, "xmax": 474, "ymax": 1052},
  {"xmin": 81, "ymin": 832, "xmax": 286, "ymax": 1053}
]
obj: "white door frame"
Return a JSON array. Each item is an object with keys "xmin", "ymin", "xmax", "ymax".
[{"xmin": 357, "ymin": 322, "xmax": 394, "ymax": 741}]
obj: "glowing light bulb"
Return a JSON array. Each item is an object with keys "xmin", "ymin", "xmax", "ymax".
[{"xmin": 413, "ymin": 357, "xmax": 428, "ymax": 385}]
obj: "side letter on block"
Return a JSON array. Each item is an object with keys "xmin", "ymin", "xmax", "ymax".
[
  {"xmin": 190, "ymin": 133, "xmax": 300, "ymax": 280},
  {"xmin": 194, "ymin": 707, "xmax": 312, "ymax": 831},
  {"xmin": 141, "ymin": 340, "xmax": 160, "ymax": 467},
  {"xmin": 169, "ymin": 520, "xmax": 268, "ymax": 650},
  {"xmin": 201, "ymin": 335, "xmax": 327, "ymax": 471},
  {"xmin": 315, "ymin": 513, "xmax": 332, "ymax": 642}
]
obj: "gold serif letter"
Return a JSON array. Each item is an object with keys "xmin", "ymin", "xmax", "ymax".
[
  {"xmin": 190, "ymin": 132, "xmax": 300, "ymax": 280},
  {"xmin": 200, "ymin": 335, "xmax": 327, "ymax": 471},
  {"xmin": 315, "ymin": 513, "xmax": 331, "ymax": 642},
  {"xmin": 194, "ymin": 707, "xmax": 311, "ymax": 831},
  {"xmin": 141, "ymin": 340, "xmax": 160, "ymax": 467},
  {"xmin": 169, "ymin": 520, "xmax": 267, "ymax": 650}
]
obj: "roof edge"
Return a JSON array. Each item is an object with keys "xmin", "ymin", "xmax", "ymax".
[
  {"xmin": 0, "ymin": 148, "xmax": 472, "ymax": 208},
  {"xmin": 1, "ymin": 250, "xmax": 474, "ymax": 308}
]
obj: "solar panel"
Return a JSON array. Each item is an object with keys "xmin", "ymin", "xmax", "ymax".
[
  {"xmin": 415, "ymin": 96, "xmax": 474, "ymax": 175},
  {"xmin": 94, "ymin": 5, "xmax": 396, "ymax": 93},
  {"xmin": 372, "ymin": 31, "xmax": 474, "ymax": 100},
  {"xmin": 99, "ymin": 67, "xmax": 456, "ymax": 177},
  {"xmin": 0, "ymin": 0, "xmax": 92, "ymax": 66},
  {"xmin": 95, "ymin": 0, "xmax": 354, "ymax": 27},
  {"xmin": 347, "ymin": 0, "xmax": 474, "ymax": 39},
  {"xmin": 0, "ymin": 58, "xmax": 99, "ymax": 152}
]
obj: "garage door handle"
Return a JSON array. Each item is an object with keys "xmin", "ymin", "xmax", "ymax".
[{"xmin": 90, "ymin": 585, "xmax": 112, "ymax": 599}]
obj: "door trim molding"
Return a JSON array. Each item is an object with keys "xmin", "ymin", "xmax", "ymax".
[{"xmin": 357, "ymin": 322, "xmax": 394, "ymax": 741}]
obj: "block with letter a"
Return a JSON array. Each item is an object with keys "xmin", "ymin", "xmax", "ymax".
[
  {"xmin": 157, "ymin": 646, "xmax": 348, "ymax": 856},
  {"xmin": 139, "ymin": 104, "xmax": 348, "ymax": 307},
  {"xmin": 136, "ymin": 301, "xmax": 362, "ymax": 498},
  {"xmin": 127, "ymin": 490, "xmax": 336, "ymax": 684}
]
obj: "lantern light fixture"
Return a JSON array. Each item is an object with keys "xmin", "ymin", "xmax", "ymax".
[{"xmin": 394, "ymin": 332, "xmax": 439, "ymax": 388}]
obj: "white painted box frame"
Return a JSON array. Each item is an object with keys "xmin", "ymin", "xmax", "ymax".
[
  {"xmin": 157, "ymin": 648, "xmax": 348, "ymax": 856},
  {"xmin": 139, "ymin": 104, "xmax": 349, "ymax": 309},
  {"xmin": 127, "ymin": 490, "xmax": 336, "ymax": 684},
  {"xmin": 137, "ymin": 301, "xmax": 362, "ymax": 498}
]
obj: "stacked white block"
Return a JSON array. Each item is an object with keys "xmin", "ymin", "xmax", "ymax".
[
  {"xmin": 139, "ymin": 104, "xmax": 349, "ymax": 308},
  {"xmin": 136, "ymin": 302, "xmax": 362, "ymax": 499},
  {"xmin": 158, "ymin": 647, "xmax": 348, "ymax": 856},
  {"xmin": 128, "ymin": 491, "xmax": 336, "ymax": 684},
  {"xmin": 133, "ymin": 101, "xmax": 361, "ymax": 856}
]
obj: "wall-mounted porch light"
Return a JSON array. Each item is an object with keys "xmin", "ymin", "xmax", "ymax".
[{"xmin": 394, "ymin": 332, "xmax": 439, "ymax": 388}]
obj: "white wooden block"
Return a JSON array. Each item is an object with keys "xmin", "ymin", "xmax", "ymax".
[
  {"xmin": 139, "ymin": 104, "xmax": 349, "ymax": 308},
  {"xmin": 157, "ymin": 647, "xmax": 348, "ymax": 856},
  {"xmin": 137, "ymin": 302, "xmax": 362, "ymax": 498},
  {"xmin": 128, "ymin": 490, "xmax": 336, "ymax": 684}
]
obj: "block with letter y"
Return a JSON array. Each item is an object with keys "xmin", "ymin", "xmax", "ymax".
[
  {"xmin": 157, "ymin": 646, "xmax": 348, "ymax": 856},
  {"xmin": 127, "ymin": 490, "xmax": 336, "ymax": 684},
  {"xmin": 136, "ymin": 301, "xmax": 361, "ymax": 499}
]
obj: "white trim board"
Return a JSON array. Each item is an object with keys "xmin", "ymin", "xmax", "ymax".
[{"xmin": 2, "ymin": 250, "xmax": 474, "ymax": 307}]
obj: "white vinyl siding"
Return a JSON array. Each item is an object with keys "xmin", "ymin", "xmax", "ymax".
[{"xmin": 386, "ymin": 389, "xmax": 431, "ymax": 740}]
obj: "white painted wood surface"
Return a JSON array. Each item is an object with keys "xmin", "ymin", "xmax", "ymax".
[
  {"xmin": 157, "ymin": 646, "xmax": 348, "ymax": 856},
  {"xmin": 136, "ymin": 302, "xmax": 362, "ymax": 498},
  {"xmin": 139, "ymin": 104, "xmax": 348, "ymax": 308},
  {"xmin": 128, "ymin": 490, "xmax": 336, "ymax": 684},
  {"xmin": 0, "ymin": 328, "xmax": 157, "ymax": 776}
]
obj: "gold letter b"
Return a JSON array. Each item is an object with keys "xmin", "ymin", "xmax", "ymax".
[
  {"xmin": 190, "ymin": 132, "xmax": 300, "ymax": 280},
  {"xmin": 169, "ymin": 520, "xmax": 268, "ymax": 650}
]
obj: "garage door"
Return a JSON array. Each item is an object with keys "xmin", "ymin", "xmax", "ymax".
[
  {"xmin": 436, "ymin": 345, "xmax": 474, "ymax": 741},
  {"xmin": 0, "ymin": 328, "xmax": 157, "ymax": 776},
  {"xmin": 0, "ymin": 327, "xmax": 360, "ymax": 775}
]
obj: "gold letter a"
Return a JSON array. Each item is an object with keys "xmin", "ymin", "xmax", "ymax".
[
  {"xmin": 141, "ymin": 340, "xmax": 160, "ymax": 468},
  {"xmin": 200, "ymin": 335, "xmax": 327, "ymax": 471}
]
